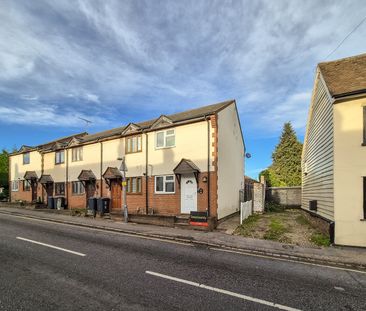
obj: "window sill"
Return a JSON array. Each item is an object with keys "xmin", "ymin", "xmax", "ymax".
[
  {"xmin": 361, "ymin": 142, "xmax": 366, "ymax": 146},
  {"xmin": 154, "ymin": 192, "xmax": 176, "ymax": 195},
  {"xmin": 360, "ymin": 219, "xmax": 366, "ymax": 221},
  {"xmin": 155, "ymin": 146, "xmax": 176, "ymax": 150},
  {"xmin": 127, "ymin": 192, "xmax": 143, "ymax": 195},
  {"xmin": 55, "ymin": 162, "xmax": 65, "ymax": 165},
  {"xmin": 125, "ymin": 151, "xmax": 142, "ymax": 155},
  {"xmin": 72, "ymin": 193, "xmax": 85, "ymax": 196}
]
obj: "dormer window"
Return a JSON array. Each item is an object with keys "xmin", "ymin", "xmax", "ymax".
[
  {"xmin": 156, "ymin": 129, "xmax": 175, "ymax": 149},
  {"xmin": 23, "ymin": 152, "xmax": 30, "ymax": 165}
]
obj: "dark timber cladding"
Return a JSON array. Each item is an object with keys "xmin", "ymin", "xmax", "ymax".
[{"xmin": 302, "ymin": 74, "xmax": 334, "ymax": 220}]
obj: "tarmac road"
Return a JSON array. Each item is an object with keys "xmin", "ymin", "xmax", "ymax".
[{"xmin": 0, "ymin": 213, "xmax": 365, "ymax": 311}]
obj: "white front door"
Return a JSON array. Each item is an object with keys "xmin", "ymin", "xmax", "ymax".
[{"xmin": 181, "ymin": 174, "xmax": 197, "ymax": 214}]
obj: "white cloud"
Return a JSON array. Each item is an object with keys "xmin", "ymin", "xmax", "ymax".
[{"xmin": 0, "ymin": 0, "xmax": 365, "ymax": 134}]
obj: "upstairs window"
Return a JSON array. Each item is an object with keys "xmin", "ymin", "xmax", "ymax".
[
  {"xmin": 363, "ymin": 107, "xmax": 366, "ymax": 145},
  {"xmin": 23, "ymin": 180, "xmax": 31, "ymax": 191},
  {"xmin": 126, "ymin": 177, "xmax": 142, "ymax": 193},
  {"xmin": 55, "ymin": 182, "xmax": 65, "ymax": 195},
  {"xmin": 72, "ymin": 147, "xmax": 83, "ymax": 162},
  {"xmin": 11, "ymin": 181, "xmax": 19, "ymax": 192},
  {"xmin": 55, "ymin": 150, "xmax": 65, "ymax": 164},
  {"xmin": 155, "ymin": 175, "xmax": 175, "ymax": 194},
  {"xmin": 23, "ymin": 152, "xmax": 30, "ymax": 165},
  {"xmin": 72, "ymin": 181, "xmax": 85, "ymax": 195},
  {"xmin": 156, "ymin": 129, "xmax": 175, "ymax": 149},
  {"xmin": 126, "ymin": 135, "xmax": 142, "ymax": 154}
]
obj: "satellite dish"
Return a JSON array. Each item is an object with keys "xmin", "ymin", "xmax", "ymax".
[{"xmin": 245, "ymin": 153, "xmax": 251, "ymax": 159}]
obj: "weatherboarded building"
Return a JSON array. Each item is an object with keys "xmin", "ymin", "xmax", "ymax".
[
  {"xmin": 302, "ymin": 54, "xmax": 366, "ymax": 247},
  {"xmin": 9, "ymin": 100, "xmax": 245, "ymax": 220}
]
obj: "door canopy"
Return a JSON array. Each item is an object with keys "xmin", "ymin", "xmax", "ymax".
[
  {"xmin": 38, "ymin": 174, "xmax": 54, "ymax": 184},
  {"xmin": 24, "ymin": 171, "xmax": 38, "ymax": 181},
  {"xmin": 173, "ymin": 159, "xmax": 200, "ymax": 184},
  {"xmin": 102, "ymin": 167, "xmax": 123, "ymax": 189},
  {"xmin": 78, "ymin": 170, "xmax": 96, "ymax": 182}
]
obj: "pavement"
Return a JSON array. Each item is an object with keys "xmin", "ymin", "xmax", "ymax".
[
  {"xmin": 1, "ymin": 210, "xmax": 366, "ymax": 310},
  {"xmin": 0, "ymin": 205, "xmax": 366, "ymax": 271}
]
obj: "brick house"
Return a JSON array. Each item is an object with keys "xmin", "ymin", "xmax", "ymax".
[{"xmin": 9, "ymin": 100, "xmax": 245, "ymax": 220}]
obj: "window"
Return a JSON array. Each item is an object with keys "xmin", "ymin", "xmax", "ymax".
[
  {"xmin": 23, "ymin": 180, "xmax": 31, "ymax": 191},
  {"xmin": 363, "ymin": 107, "xmax": 366, "ymax": 145},
  {"xmin": 23, "ymin": 152, "xmax": 30, "ymax": 165},
  {"xmin": 72, "ymin": 181, "xmax": 85, "ymax": 195},
  {"xmin": 11, "ymin": 181, "xmax": 19, "ymax": 192},
  {"xmin": 155, "ymin": 175, "xmax": 175, "ymax": 193},
  {"xmin": 363, "ymin": 177, "xmax": 366, "ymax": 219},
  {"xmin": 55, "ymin": 182, "xmax": 65, "ymax": 195},
  {"xmin": 55, "ymin": 150, "xmax": 65, "ymax": 164},
  {"xmin": 72, "ymin": 147, "xmax": 83, "ymax": 162},
  {"xmin": 126, "ymin": 177, "xmax": 142, "ymax": 193},
  {"xmin": 155, "ymin": 129, "xmax": 175, "ymax": 149},
  {"xmin": 126, "ymin": 135, "xmax": 142, "ymax": 154}
]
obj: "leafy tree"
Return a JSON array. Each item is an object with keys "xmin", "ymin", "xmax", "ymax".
[
  {"xmin": 259, "ymin": 122, "xmax": 302, "ymax": 186},
  {"xmin": 0, "ymin": 149, "xmax": 9, "ymax": 188}
]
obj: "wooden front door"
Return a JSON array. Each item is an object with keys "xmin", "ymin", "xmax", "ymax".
[
  {"xmin": 85, "ymin": 181, "xmax": 96, "ymax": 207},
  {"xmin": 46, "ymin": 183, "xmax": 53, "ymax": 198},
  {"xmin": 31, "ymin": 181, "xmax": 37, "ymax": 202},
  {"xmin": 111, "ymin": 180, "xmax": 122, "ymax": 210}
]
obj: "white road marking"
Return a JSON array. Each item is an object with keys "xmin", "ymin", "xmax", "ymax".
[
  {"xmin": 334, "ymin": 286, "xmax": 345, "ymax": 291},
  {"xmin": 16, "ymin": 237, "xmax": 86, "ymax": 257},
  {"xmin": 1, "ymin": 213, "xmax": 192, "ymax": 247},
  {"xmin": 210, "ymin": 247, "xmax": 366, "ymax": 275},
  {"xmin": 145, "ymin": 270, "xmax": 302, "ymax": 311}
]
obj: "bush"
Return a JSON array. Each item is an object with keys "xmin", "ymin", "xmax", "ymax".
[{"xmin": 265, "ymin": 202, "xmax": 285, "ymax": 213}]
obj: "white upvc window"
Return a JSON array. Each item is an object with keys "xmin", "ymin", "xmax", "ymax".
[
  {"xmin": 155, "ymin": 175, "xmax": 175, "ymax": 194},
  {"xmin": 72, "ymin": 147, "xmax": 83, "ymax": 162},
  {"xmin": 11, "ymin": 181, "xmax": 19, "ymax": 192},
  {"xmin": 155, "ymin": 129, "xmax": 175, "ymax": 149},
  {"xmin": 23, "ymin": 152, "xmax": 30, "ymax": 165},
  {"xmin": 126, "ymin": 135, "xmax": 142, "ymax": 154}
]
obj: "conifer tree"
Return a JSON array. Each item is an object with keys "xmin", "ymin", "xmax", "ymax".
[{"xmin": 260, "ymin": 122, "xmax": 302, "ymax": 186}]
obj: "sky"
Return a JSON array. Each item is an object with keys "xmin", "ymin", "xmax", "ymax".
[{"xmin": 0, "ymin": 1, "xmax": 365, "ymax": 178}]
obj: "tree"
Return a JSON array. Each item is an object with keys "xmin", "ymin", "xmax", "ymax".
[
  {"xmin": 0, "ymin": 149, "xmax": 9, "ymax": 188},
  {"xmin": 259, "ymin": 122, "xmax": 302, "ymax": 186}
]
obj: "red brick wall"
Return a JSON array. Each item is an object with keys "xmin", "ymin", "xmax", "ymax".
[{"xmin": 10, "ymin": 180, "xmax": 44, "ymax": 203}]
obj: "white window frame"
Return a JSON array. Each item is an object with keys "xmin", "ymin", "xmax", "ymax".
[
  {"xmin": 23, "ymin": 152, "xmax": 30, "ymax": 165},
  {"xmin": 11, "ymin": 181, "xmax": 19, "ymax": 192},
  {"xmin": 23, "ymin": 180, "xmax": 31, "ymax": 191},
  {"xmin": 154, "ymin": 175, "xmax": 175, "ymax": 194},
  {"xmin": 72, "ymin": 147, "xmax": 83, "ymax": 162},
  {"xmin": 55, "ymin": 150, "xmax": 65, "ymax": 164},
  {"xmin": 72, "ymin": 181, "xmax": 85, "ymax": 195},
  {"xmin": 155, "ymin": 129, "xmax": 175, "ymax": 149}
]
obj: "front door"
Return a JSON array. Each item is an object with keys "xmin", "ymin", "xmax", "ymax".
[
  {"xmin": 85, "ymin": 181, "xmax": 96, "ymax": 207},
  {"xmin": 46, "ymin": 183, "xmax": 53, "ymax": 198},
  {"xmin": 181, "ymin": 174, "xmax": 197, "ymax": 214},
  {"xmin": 31, "ymin": 181, "xmax": 37, "ymax": 202},
  {"xmin": 111, "ymin": 179, "xmax": 122, "ymax": 210}
]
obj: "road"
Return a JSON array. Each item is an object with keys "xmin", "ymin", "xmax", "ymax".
[{"xmin": 0, "ymin": 213, "xmax": 365, "ymax": 311}]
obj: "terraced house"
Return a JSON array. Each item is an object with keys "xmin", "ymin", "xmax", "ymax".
[
  {"xmin": 9, "ymin": 100, "xmax": 245, "ymax": 221},
  {"xmin": 302, "ymin": 54, "xmax": 366, "ymax": 247}
]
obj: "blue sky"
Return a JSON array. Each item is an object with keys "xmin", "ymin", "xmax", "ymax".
[{"xmin": 0, "ymin": 1, "xmax": 365, "ymax": 178}]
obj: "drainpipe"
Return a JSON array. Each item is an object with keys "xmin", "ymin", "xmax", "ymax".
[
  {"xmin": 41, "ymin": 153, "xmax": 44, "ymax": 203},
  {"xmin": 100, "ymin": 141, "xmax": 103, "ymax": 197},
  {"xmin": 65, "ymin": 148, "xmax": 69, "ymax": 206},
  {"xmin": 205, "ymin": 115, "xmax": 211, "ymax": 217},
  {"xmin": 145, "ymin": 132, "xmax": 149, "ymax": 215}
]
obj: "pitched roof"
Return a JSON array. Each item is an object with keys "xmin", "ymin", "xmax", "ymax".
[
  {"xmin": 81, "ymin": 100, "xmax": 234, "ymax": 143},
  {"xmin": 78, "ymin": 170, "xmax": 96, "ymax": 181},
  {"xmin": 102, "ymin": 167, "xmax": 122, "ymax": 179},
  {"xmin": 318, "ymin": 53, "xmax": 366, "ymax": 98},
  {"xmin": 24, "ymin": 171, "xmax": 38, "ymax": 180},
  {"xmin": 173, "ymin": 159, "xmax": 201, "ymax": 174},
  {"xmin": 39, "ymin": 174, "xmax": 54, "ymax": 184}
]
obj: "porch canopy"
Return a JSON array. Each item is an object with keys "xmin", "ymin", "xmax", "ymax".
[
  {"xmin": 38, "ymin": 174, "xmax": 54, "ymax": 184},
  {"xmin": 102, "ymin": 167, "xmax": 122, "ymax": 188},
  {"xmin": 173, "ymin": 159, "xmax": 200, "ymax": 184},
  {"xmin": 24, "ymin": 171, "xmax": 38, "ymax": 181},
  {"xmin": 78, "ymin": 170, "xmax": 96, "ymax": 183}
]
